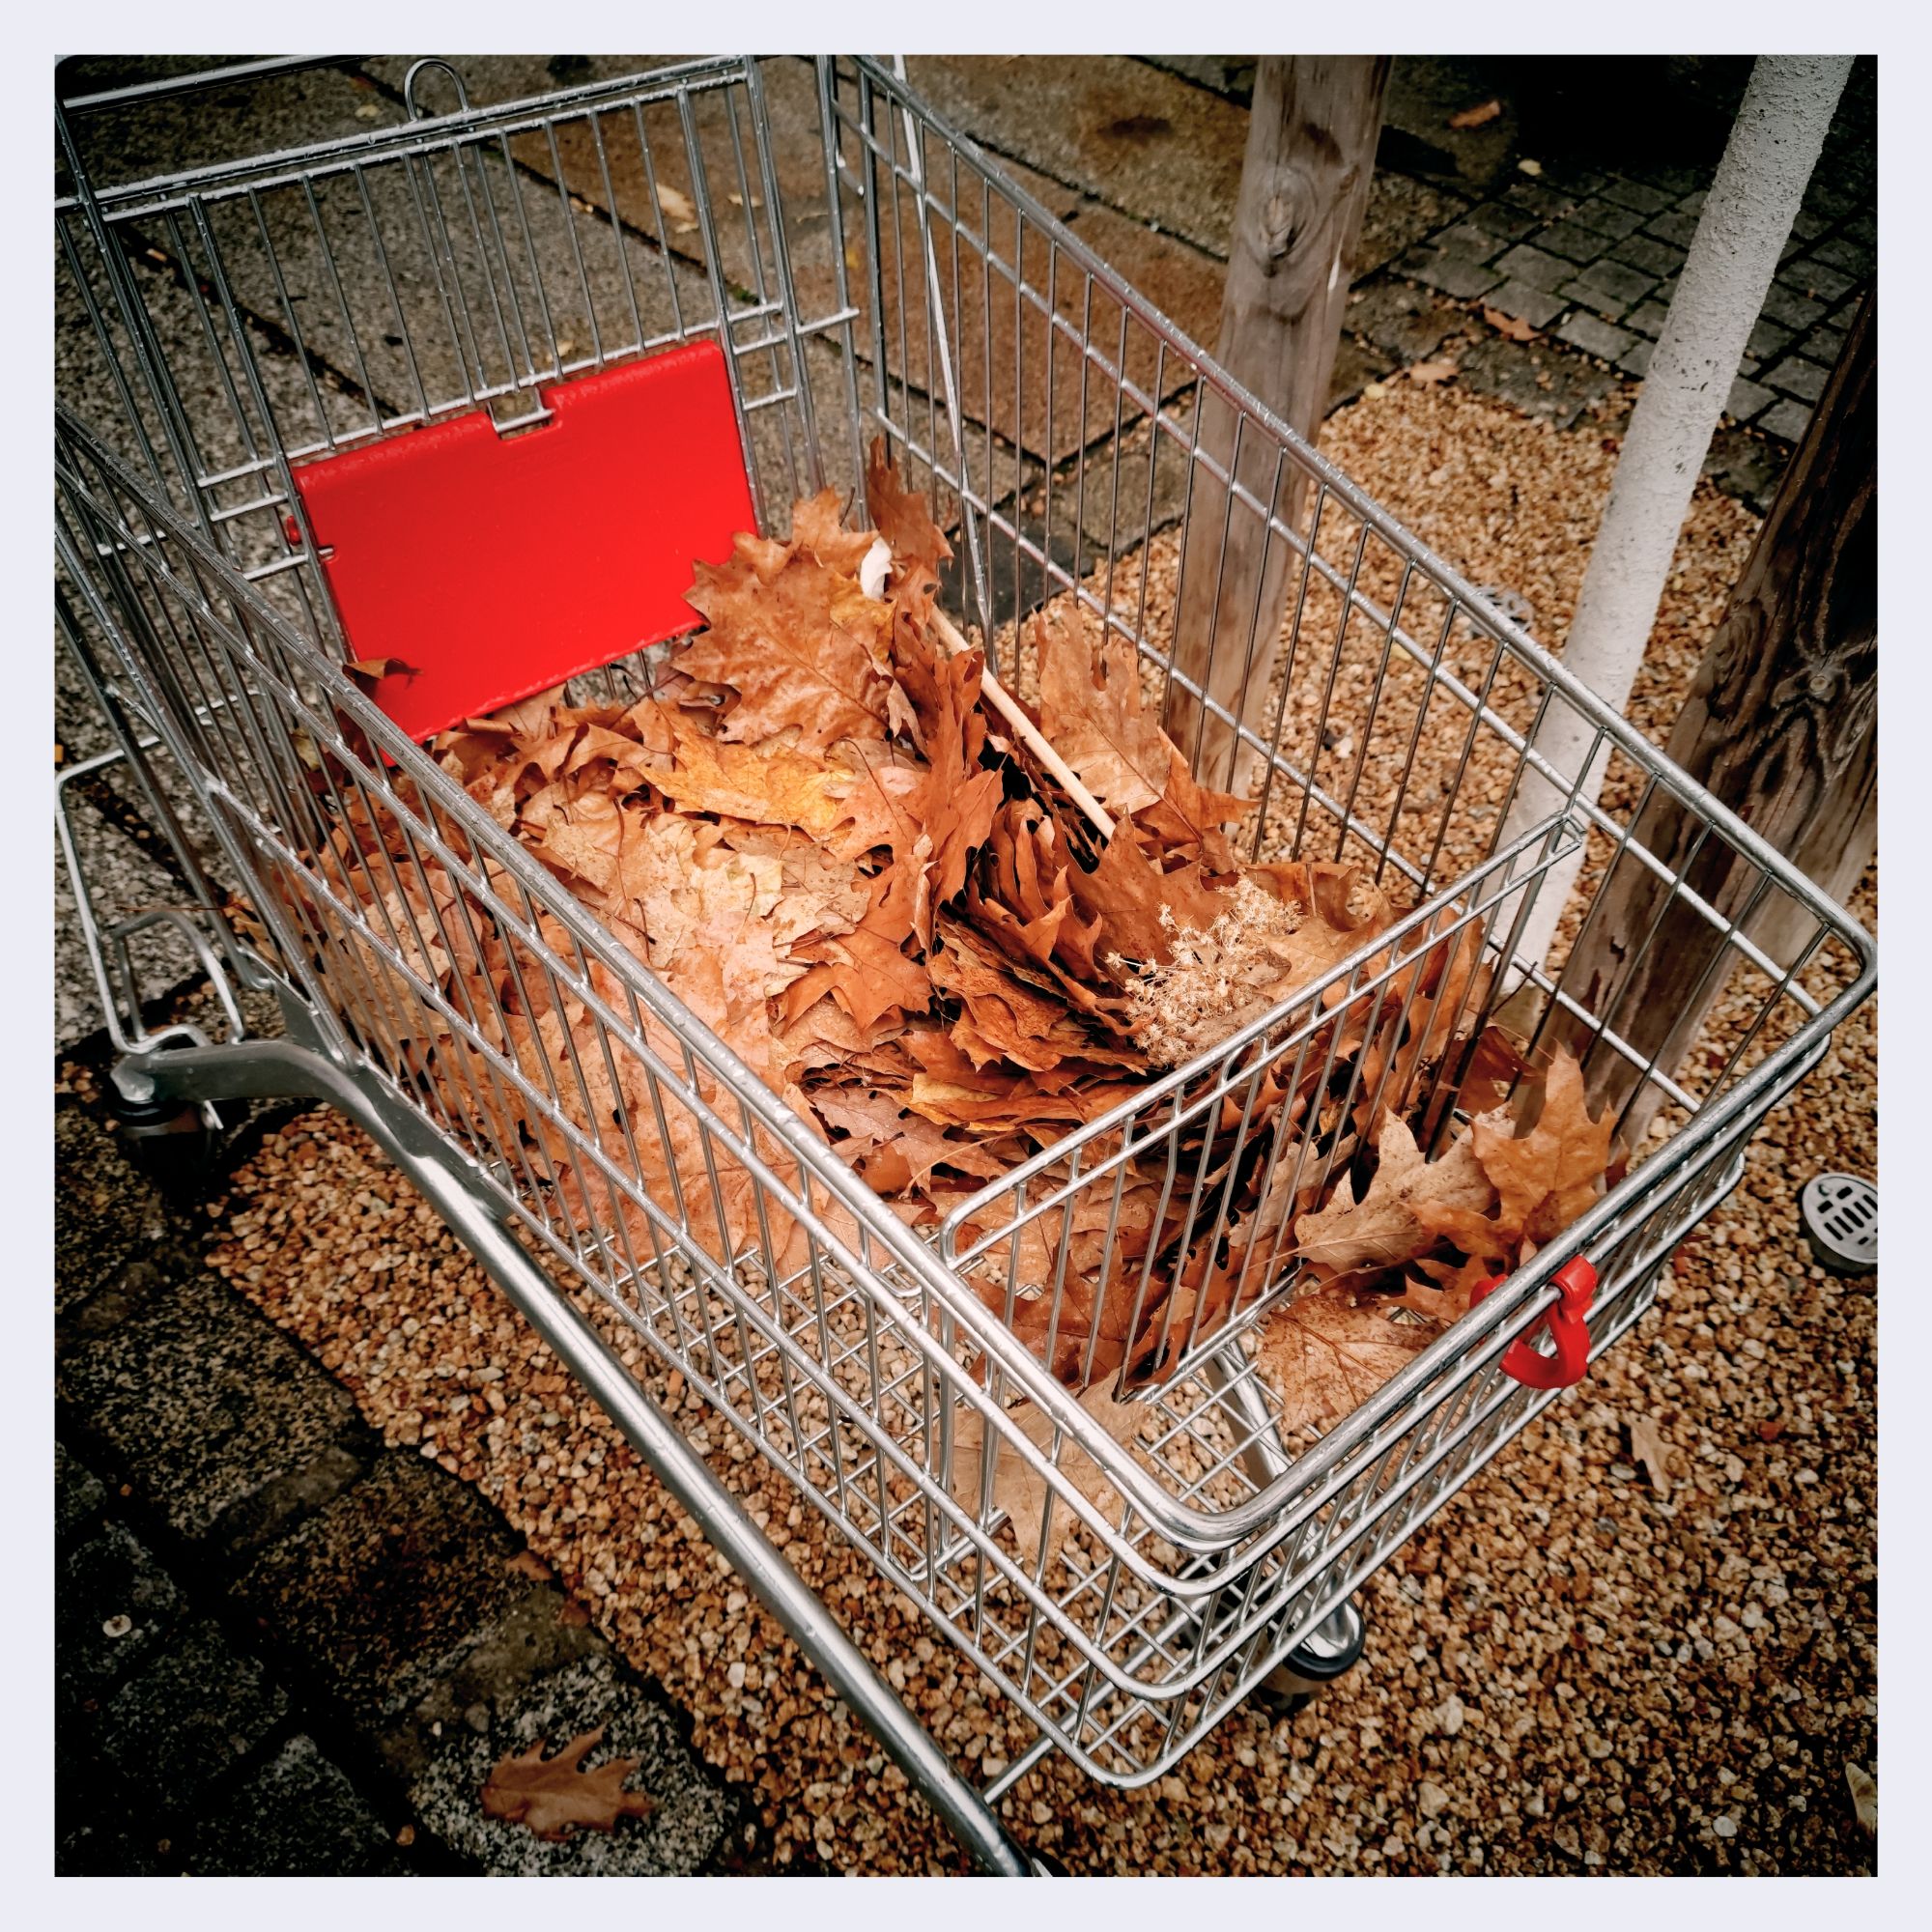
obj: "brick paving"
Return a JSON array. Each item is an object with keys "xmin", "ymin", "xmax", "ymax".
[{"xmin": 54, "ymin": 1086, "xmax": 747, "ymax": 1876}]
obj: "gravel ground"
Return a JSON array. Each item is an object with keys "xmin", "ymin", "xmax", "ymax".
[{"xmin": 200, "ymin": 374, "xmax": 1876, "ymax": 1874}]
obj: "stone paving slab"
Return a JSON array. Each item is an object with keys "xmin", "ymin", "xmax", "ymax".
[
  {"xmin": 230, "ymin": 1452, "xmax": 539, "ymax": 1720},
  {"xmin": 59, "ymin": 1521, "xmax": 187, "ymax": 1705},
  {"xmin": 410, "ymin": 1653, "xmax": 734, "ymax": 1877},
  {"xmin": 187, "ymin": 1734, "xmax": 409, "ymax": 1877},
  {"xmin": 54, "ymin": 1089, "xmax": 739, "ymax": 1874},
  {"xmin": 58, "ymin": 1261, "xmax": 370, "ymax": 1546},
  {"xmin": 53, "ymin": 1105, "xmax": 174, "ymax": 1310},
  {"xmin": 99, "ymin": 1615, "xmax": 291, "ymax": 1804}
]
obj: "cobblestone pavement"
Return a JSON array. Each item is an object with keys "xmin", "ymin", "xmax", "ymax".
[
  {"xmin": 55, "ymin": 1075, "xmax": 750, "ymax": 1876},
  {"xmin": 53, "ymin": 54, "xmax": 1877, "ymax": 1876}
]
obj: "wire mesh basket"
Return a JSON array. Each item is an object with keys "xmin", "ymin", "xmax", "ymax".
[{"xmin": 55, "ymin": 54, "xmax": 1875, "ymax": 1803}]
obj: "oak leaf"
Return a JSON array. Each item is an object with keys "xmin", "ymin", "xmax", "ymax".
[
  {"xmin": 1258, "ymin": 1289, "xmax": 1438, "ymax": 1435},
  {"xmin": 480, "ymin": 1726, "xmax": 657, "ymax": 1841},
  {"xmin": 865, "ymin": 436, "xmax": 952, "ymax": 580},
  {"xmin": 680, "ymin": 531, "xmax": 890, "ymax": 752},
  {"xmin": 1293, "ymin": 1112, "xmax": 1496, "ymax": 1276},
  {"xmin": 1037, "ymin": 621, "xmax": 1172, "ymax": 817},
  {"xmin": 1475, "ymin": 1048, "xmax": 1614, "ymax": 1244}
]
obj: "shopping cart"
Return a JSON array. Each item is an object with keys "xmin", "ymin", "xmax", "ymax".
[{"xmin": 54, "ymin": 56, "xmax": 1876, "ymax": 1873}]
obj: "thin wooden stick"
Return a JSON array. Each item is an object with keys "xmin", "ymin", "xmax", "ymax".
[{"xmin": 928, "ymin": 607, "xmax": 1117, "ymax": 840}]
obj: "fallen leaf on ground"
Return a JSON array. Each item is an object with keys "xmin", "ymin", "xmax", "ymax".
[
  {"xmin": 1626, "ymin": 1413, "xmax": 1675, "ymax": 1493},
  {"xmin": 481, "ymin": 1726, "xmax": 657, "ymax": 1841},
  {"xmin": 1845, "ymin": 1761, "xmax": 1876, "ymax": 1834},
  {"xmin": 654, "ymin": 183, "xmax": 698, "ymax": 232},
  {"xmin": 1482, "ymin": 305, "xmax": 1540, "ymax": 343},
  {"xmin": 1448, "ymin": 99, "xmax": 1502, "ymax": 129},
  {"xmin": 1406, "ymin": 358, "xmax": 1460, "ymax": 386}
]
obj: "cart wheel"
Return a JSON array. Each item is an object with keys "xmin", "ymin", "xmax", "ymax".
[
  {"xmin": 107, "ymin": 1066, "xmax": 221, "ymax": 1198},
  {"xmin": 1250, "ymin": 1598, "xmax": 1367, "ymax": 1719}
]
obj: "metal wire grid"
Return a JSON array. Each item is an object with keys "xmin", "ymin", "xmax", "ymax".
[
  {"xmin": 55, "ymin": 56, "xmax": 1876, "ymax": 1785},
  {"xmin": 55, "ymin": 408, "xmax": 1851, "ymax": 1784}
]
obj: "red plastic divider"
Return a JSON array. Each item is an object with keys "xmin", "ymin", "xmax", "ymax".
[{"xmin": 291, "ymin": 341, "xmax": 755, "ymax": 742}]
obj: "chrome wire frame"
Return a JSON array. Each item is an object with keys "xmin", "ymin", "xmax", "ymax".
[{"xmin": 55, "ymin": 53, "xmax": 1876, "ymax": 1805}]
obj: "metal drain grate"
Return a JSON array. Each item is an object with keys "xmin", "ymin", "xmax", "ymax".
[{"xmin": 1799, "ymin": 1173, "xmax": 1878, "ymax": 1275}]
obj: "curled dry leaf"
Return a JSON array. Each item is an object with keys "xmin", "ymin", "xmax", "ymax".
[
  {"xmin": 1626, "ymin": 1413, "xmax": 1675, "ymax": 1493},
  {"xmin": 1448, "ymin": 98, "xmax": 1502, "ymax": 128},
  {"xmin": 480, "ymin": 1726, "xmax": 657, "ymax": 1841},
  {"xmin": 1845, "ymin": 1761, "xmax": 1876, "ymax": 1835},
  {"xmin": 1293, "ymin": 1112, "xmax": 1496, "ymax": 1277},
  {"xmin": 1482, "ymin": 305, "xmax": 1540, "ymax": 344}
]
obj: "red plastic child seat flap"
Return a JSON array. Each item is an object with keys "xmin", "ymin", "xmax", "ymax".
[
  {"xmin": 291, "ymin": 342, "xmax": 756, "ymax": 743},
  {"xmin": 1468, "ymin": 1257, "xmax": 1599, "ymax": 1391}
]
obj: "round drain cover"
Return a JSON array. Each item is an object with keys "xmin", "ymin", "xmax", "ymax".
[{"xmin": 1799, "ymin": 1173, "xmax": 1877, "ymax": 1275}]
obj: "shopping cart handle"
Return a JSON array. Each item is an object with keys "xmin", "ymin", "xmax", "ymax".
[{"xmin": 1468, "ymin": 1257, "xmax": 1598, "ymax": 1390}]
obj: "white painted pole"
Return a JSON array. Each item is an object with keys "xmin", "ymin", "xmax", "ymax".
[{"xmin": 1499, "ymin": 55, "xmax": 1852, "ymax": 979}]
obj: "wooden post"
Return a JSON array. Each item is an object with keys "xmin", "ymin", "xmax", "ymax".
[
  {"xmin": 1555, "ymin": 289, "xmax": 1874, "ymax": 1144},
  {"xmin": 1161, "ymin": 56, "xmax": 1389, "ymax": 793}
]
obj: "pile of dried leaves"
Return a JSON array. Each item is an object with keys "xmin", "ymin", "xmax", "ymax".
[{"xmin": 297, "ymin": 440, "xmax": 1614, "ymax": 1446}]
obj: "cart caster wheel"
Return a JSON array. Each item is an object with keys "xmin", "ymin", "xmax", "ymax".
[
  {"xmin": 108, "ymin": 1068, "xmax": 222, "ymax": 1199},
  {"xmin": 1251, "ymin": 1598, "xmax": 1367, "ymax": 1719}
]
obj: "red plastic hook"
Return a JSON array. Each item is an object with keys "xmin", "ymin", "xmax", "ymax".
[{"xmin": 1468, "ymin": 1257, "xmax": 1599, "ymax": 1390}]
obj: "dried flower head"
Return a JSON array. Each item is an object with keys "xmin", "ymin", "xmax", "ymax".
[{"xmin": 1118, "ymin": 875, "xmax": 1314, "ymax": 1067}]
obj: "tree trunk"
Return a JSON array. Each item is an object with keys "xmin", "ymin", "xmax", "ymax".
[
  {"xmin": 1553, "ymin": 289, "xmax": 1875, "ymax": 1144},
  {"xmin": 1161, "ymin": 56, "xmax": 1389, "ymax": 794},
  {"xmin": 1494, "ymin": 55, "xmax": 1851, "ymax": 977}
]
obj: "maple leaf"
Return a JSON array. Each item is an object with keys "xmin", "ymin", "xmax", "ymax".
[
  {"xmin": 1293, "ymin": 1112, "xmax": 1495, "ymax": 1276},
  {"xmin": 480, "ymin": 1726, "xmax": 657, "ymax": 1841},
  {"xmin": 1258, "ymin": 1288, "xmax": 1438, "ymax": 1435}
]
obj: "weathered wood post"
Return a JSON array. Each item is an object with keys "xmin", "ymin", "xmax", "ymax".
[{"xmin": 1162, "ymin": 56, "xmax": 1389, "ymax": 792}]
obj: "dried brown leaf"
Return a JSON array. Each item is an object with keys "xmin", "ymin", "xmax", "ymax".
[
  {"xmin": 1258, "ymin": 1289, "xmax": 1437, "ymax": 1436},
  {"xmin": 1482, "ymin": 304, "xmax": 1540, "ymax": 343},
  {"xmin": 1293, "ymin": 1112, "xmax": 1495, "ymax": 1275},
  {"xmin": 480, "ymin": 1726, "xmax": 656, "ymax": 1841}
]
